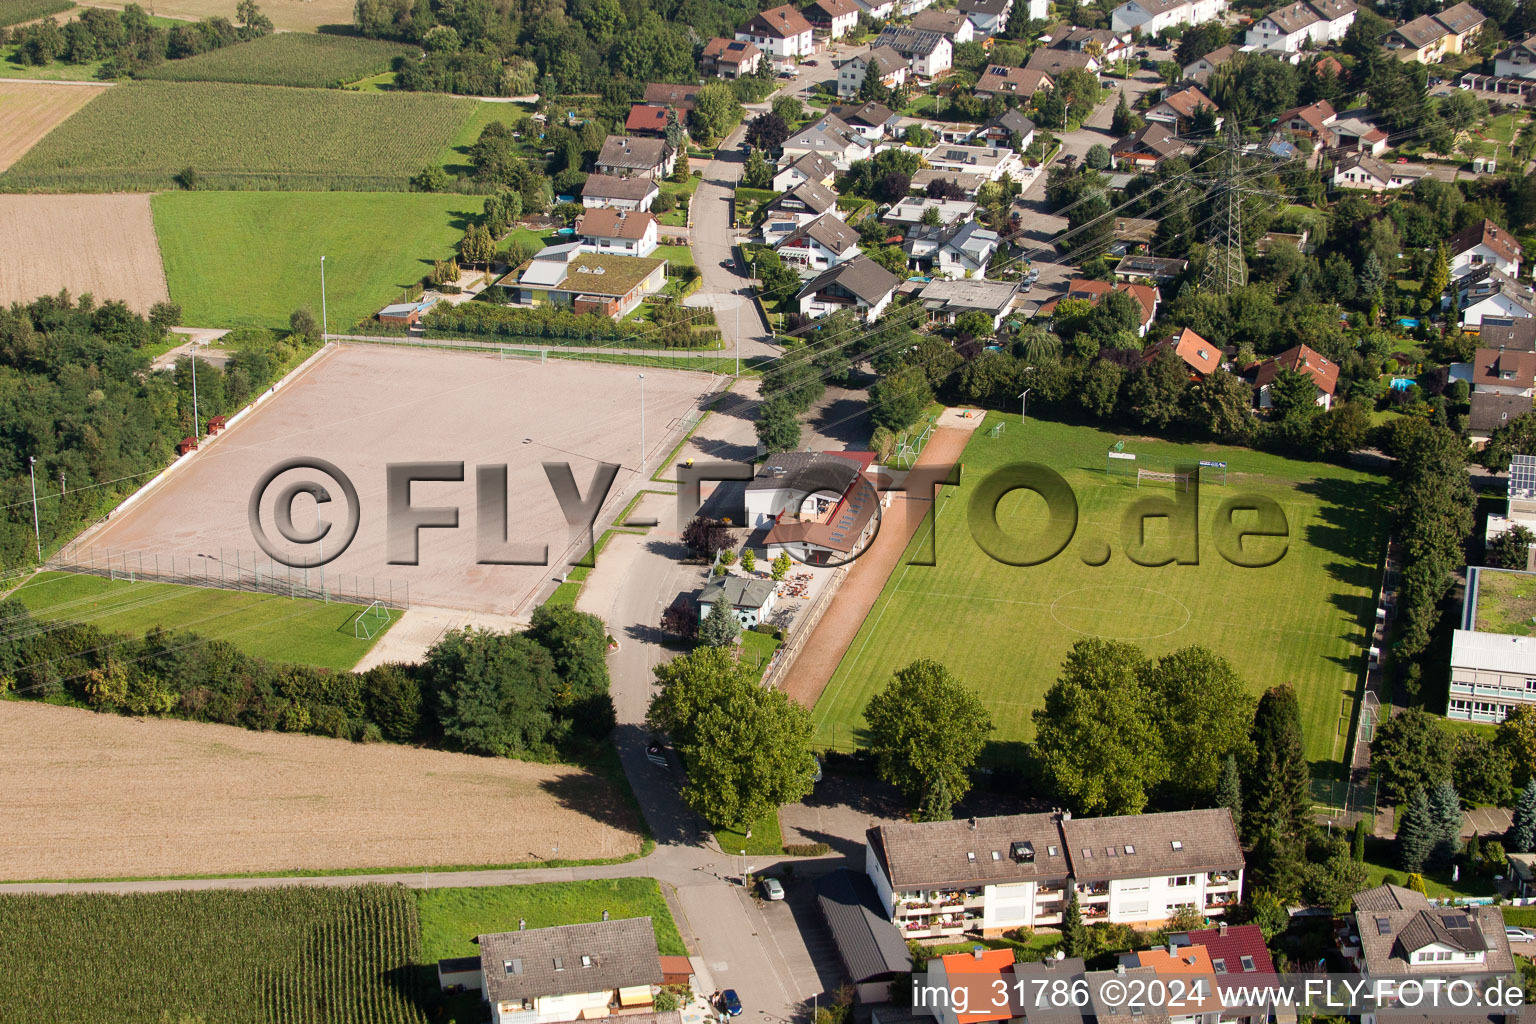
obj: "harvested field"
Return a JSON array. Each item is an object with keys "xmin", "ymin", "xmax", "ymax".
[
  {"xmin": 81, "ymin": 0, "xmax": 355, "ymax": 32},
  {"xmin": 136, "ymin": 32, "xmax": 416, "ymax": 88},
  {"xmin": 0, "ymin": 79, "xmax": 104, "ymax": 171},
  {"xmin": 0, "ymin": 701, "xmax": 645, "ymax": 881},
  {"xmin": 0, "ymin": 193, "xmax": 167, "ymax": 311}
]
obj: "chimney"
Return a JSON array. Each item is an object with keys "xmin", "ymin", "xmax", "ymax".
[
  {"xmin": 1115, "ymin": 963, "xmax": 1126, "ymax": 975},
  {"xmin": 1218, "ymin": 921, "xmax": 1228, "ymax": 937},
  {"xmin": 1167, "ymin": 940, "xmax": 1178, "ymax": 956},
  {"xmin": 973, "ymin": 946, "xmax": 986, "ymax": 960},
  {"xmin": 968, "ymin": 817, "xmax": 978, "ymax": 831}
]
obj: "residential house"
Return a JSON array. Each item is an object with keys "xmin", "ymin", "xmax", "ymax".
[
  {"xmin": 1496, "ymin": 33, "xmax": 1536, "ymax": 79},
  {"xmin": 1469, "ymin": 391, "xmax": 1534, "ymax": 447},
  {"xmin": 1483, "ymin": 455, "xmax": 1536, "ymax": 571},
  {"xmin": 595, "ymin": 137, "xmax": 676, "ymax": 180},
  {"xmin": 1277, "ymin": 99, "xmax": 1338, "ymax": 147},
  {"xmin": 750, "ymin": 450, "xmax": 883, "ymax": 562},
  {"xmin": 1384, "ymin": 1, "xmax": 1485, "ymax": 64},
  {"xmin": 1170, "ymin": 922, "xmax": 1276, "ymax": 977},
  {"xmin": 1144, "ymin": 327, "xmax": 1221, "ymax": 379},
  {"xmin": 912, "ymin": 7, "xmax": 976, "ymax": 44},
  {"xmin": 957, "ymin": 0, "xmax": 1018, "ymax": 37},
  {"xmin": 922, "ymin": 142, "xmax": 1021, "ymax": 181},
  {"xmin": 804, "ymin": 0, "xmax": 861, "ymax": 38},
  {"xmin": 834, "ymin": 46, "xmax": 910, "ymax": 98},
  {"xmin": 1112, "ymin": 0, "xmax": 1227, "ymax": 36},
  {"xmin": 497, "ymin": 245, "xmax": 667, "ymax": 318},
  {"xmin": 917, "ymin": 278, "xmax": 1019, "ymax": 328},
  {"xmin": 1473, "ymin": 346, "xmax": 1536, "ymax": 397},
  {"xmin": 827, "ymin": 100, "xmax": 901, "ymax": 140},
  {"xmin": 1448, "ymin": 218, "xmax": 1523, "ymax": 280},
  {"xmin": 1459, "ymin": 267, "xmax": 1536, "ymax": 328},
  {"xmin": 776, "ymin": 212, "xmax": 862, "ymax": 271},
  {"xmin": 1330, "ymin": 113, "xmax": 1389, "ymax": 155},
  {"xmin": 473, "ymin": 917, "xmax": 665, "ymax": 1024},
  {"xmin": 697, "ymin": 575, "xmax": 777, "ymax": 627},
  {"xmin": 736, "ymin": 4, "xmax": 815, "ymax": 60},
  {"xmin": 974, "ymin": 64, "xmax": 1054, "ymax": 99},
  {"xmin": 625, "ymin": 104, "xmax": 673, "ymax": 136},
  {"xmin": 874, "ymin": 26, "xmax": 954, "ymax": 78},
  {"xmin": 761, "ymin": 180, "xmax": 841, "ymax": 244},
  {"xmin": 796, "ymin": 256, "xmax": 901, "ymax": 322},
  {"xmin": 854, "ymin": 0, "xmax": 897, "ymax": 19},
  {"xmin": 970, "ymin": 109, "xmax": 1036, "ymax": 150},
  {"xmin": 1339, "ymin": 883, "xmax": 1515, "ymax": 1023},
  {"xmin": 1145, "ymin": 85, "xmax": 1219, "ymax": 127},
  {"xmin": 1331, "ymin": 151, "xmax": 1410, "ymax": 192},
  {"xmin": 574, "ymin": 208, "xmax": 660, "ymax": 257},
  {"xmin": 771, "ymin": 151, "xmax": 837, "ymax": 192},
  {"xmin": 1479, "ymin": 319, "xmax": 1536, "ymax": 352},
  {"xmin": 1256, "ymin": 228, "xmax": 1311, "ymax": 255},
  {"xmin": 1120, "ymin": 944, "xmax": 1231, "ymax": 1023},
  {"xmin": 1044, "ymin": 278, "xmax": 1160, "ymax": 336},
  {"xmin": 701, "ymin": 37, "xmax": 763, "ymax": 79},
  {"xmin": 1245, "ymin": 0, "xmax": 1358, "ymax": 54},
  {"xmin": 580, "ymin": 174, "xmax": 660, "ymax": 211},
  {"xmin": 1055, "ymin": 26, "xmax": 1133, "ymax": 62},
  {"xmin": 1113, "ymin": 216, "xmax": 1158, "ymax": 252},
  {"xmin": 904, "ymin": 219, "xmax": 1001, "ymax": 276},
  {"xmin": 1026, "ymin": 46, "xmax": 1100, "ymax": 75},
  {"xmin": 1253, "ymin": 343, "xmax": 1338, "ymax": 410},
  {"xmin": 781, "ymin": 114, "xmax": 875, "ymax": 169},
  {"xmin": 881, "ymin": 196, "xmax": 978, "ymax": 228},
  {"xmin": 815, "ymin": 869, "xmax": 913, "ymax": 1004},
  {"xmin": 1182, "ymin": 43, "xmax": 1238, "ymax": 83},
  {"xmin": 1452, "ymin": 567, "xmax": 1536, "ymax": 719},
  {"xmin": 642, "ymin": 83, "xmax": 699, "ymax": 111},
  {"xmin": 1114, "ymin": 255, "xmax": 1189, "ymax": 284},
  {"xmin": 864, "ymin": 809, "xmax": 1244, "ymax": 938},
  {"xmin": 910, "ymin": 168, "xmax": 989, "ymax": 194},
  {"xmin": 1112, "ymin": 122, "xmax": 1196, "ymax": 168}
]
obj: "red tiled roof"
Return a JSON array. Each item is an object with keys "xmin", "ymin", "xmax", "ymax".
[
  {"xmin": 1145, "ymin": 327, "xmax": 1220, "ymax": 376},
  {"xmin": 744, "ymin": 3, "xmax": 813, "ymax": 39},
  {"xmin": 626, "ymin": 104, "xmax": 672, "ymax": 133},
  {"xmin": 1179, "ymin": 924, "xmax": 1276, "ymax": 976},
  {"xmin": 1062, "ymin": 278, "xmax": 1159, "ymax": 327},
  {"xmin": 1254, "ymin": 343, "xmax": 1339, "ymax": 395},
  {"xmin": 576, "ymin": 208, "xmax": 658, "ymax": 241},
  {"xmin": 1449, "ymin": 218, "xmax": 1523, "ymax": 267}
]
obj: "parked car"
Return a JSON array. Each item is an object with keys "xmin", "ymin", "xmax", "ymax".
[
  {"xmin": 721, "ymin": 990, "xmax": 744, "ymax": 1016},
  {"xmin": 761, "ymin": 877, "xmax": 785, "ymax": 901},
  {"xmin": 803, "ymin": 59, "xmax": 818, "ymax": 67},
  {"xmin": 1507, "ymin": 927, "xmax": 1534, "ymax": 943}
]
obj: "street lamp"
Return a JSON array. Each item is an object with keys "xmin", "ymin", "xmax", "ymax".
[
  {"xmin": 28, "ymin": 456, "xmax": 40, "ymax": 562},
  {"xmin": 319, "ymin": 255, "xmax": 328, "ymax": 340},
  {"xmin": 638, "ymin": 374, "xmax": 647, "ymax": 474}
]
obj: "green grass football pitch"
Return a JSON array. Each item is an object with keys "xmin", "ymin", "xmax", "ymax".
[
  {"xmin": 811, "ymin": 416, "xmax": 1387, "ymax": 780},
  {"xmin": 8, "ymin": 571, "xmax": 393, "ymax": 671},
  {"xmin": 152, "ymin": 191, "xmax": 484, "ymax": 332}
]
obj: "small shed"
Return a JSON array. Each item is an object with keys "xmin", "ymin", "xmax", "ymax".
[
  {"xmin": 659, "ymin": 954, "xmax": 693, "ymax": 987},
  {"xmin": 177, "ymin": 436, "xmax": 198, "ymax": 456},
  {"xmin": 436, "ymin": 955, "xmax": 483, "ymax": 992}
]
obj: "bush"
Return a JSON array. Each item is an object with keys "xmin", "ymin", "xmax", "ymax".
[
  {"xmin": 651, "ymin": 191, "xmax": 677, "ymax": 214},
  {"xmin": 783, "ymin": 842, "xmax": 831, "ymax": 857}
]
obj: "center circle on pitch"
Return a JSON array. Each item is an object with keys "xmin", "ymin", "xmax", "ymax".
[{"xmin": 1048, "ymin": 586, "xmax": 1192, "ymax": 640}]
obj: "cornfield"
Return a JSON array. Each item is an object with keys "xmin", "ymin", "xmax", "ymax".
[
  {"xmin": 136, "ymin": 34, "xmax": 418, "ymax": 89},
  {"xmin": 0, "ymin": 81, "xmax": 480, "ymax": 192},
  {"xmin": 0, "ymin": 0, "xmax": 73, "ymax": 28},
  {"xmin": 0, "ymin": 884, "xmax": 432, "ymax": 1024}
]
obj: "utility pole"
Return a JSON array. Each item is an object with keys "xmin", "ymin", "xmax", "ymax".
[
  {"xmin": 28, "ymin": 456, "xmax": 41, "ymax": 562},
  {"xmin": 320, "ymin": 255, "xmax": 329, "ymax": 340}
]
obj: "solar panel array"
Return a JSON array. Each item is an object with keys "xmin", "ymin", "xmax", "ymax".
[{"xmin": 1510, "ymin": 454, "xmax": 1536, "ymax": 500}]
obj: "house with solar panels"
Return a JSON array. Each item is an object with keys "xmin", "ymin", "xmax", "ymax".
[{"xmin": 744, "ymin": 451, "xmax": 882, "ymax": 565}]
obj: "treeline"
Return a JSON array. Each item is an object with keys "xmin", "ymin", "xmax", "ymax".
[
  {"xmin": 353, "ymin": 0, "xmax": 765, "ymax": 99},
  {"xmin": 0, "ymin": 295, "xmax": 313, "ymax": 570},
  {"xmin": 0, "ymin": 600, "xmax": 615, "ymax": 760},
  {"xmin": 3, "ymin": 0, "xmax": 271, "ymax": 75},
  {"xmin": 356, "ymin": 298, "xmax": 721, "ymax": 348}
]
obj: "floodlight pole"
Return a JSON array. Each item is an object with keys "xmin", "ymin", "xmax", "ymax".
[
  {"xmin": 28, "ymin": 456, "xmax": 41, "ymax": 562},
  {"xmin": 190, "ymin": 340, "xmax": 200, "ymax": 440},
  {"xmin": 638, "ymin": 374, "xmax": 647, "ymax": 475},
  {"xmin": 320, "ymin": 255, "xmax": 329, "ymax": 340},
  {"xmin": 1018, "ymin": 388, "xmax": 1032, "ymax": 422}
]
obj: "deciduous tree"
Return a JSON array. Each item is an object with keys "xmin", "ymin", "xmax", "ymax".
[{"xmin": 865, "ymin": 659, "xmax": 993, "ymax": 820}]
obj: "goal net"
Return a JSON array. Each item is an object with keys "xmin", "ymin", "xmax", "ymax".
[
  {"xmin": 988, "ymin": 421, "xmax": 1006, "ymax": 438},
  {"xmin": 353, "ymin": 600, "xmax": 391, "ymax": 639},
  {"xmin": 500, "ymin": 347, "xmax": 547, "ymax": 363},
  {"xmin": 109, "ymin": 568, "xmax": 136, "ymax": 583},
  {"xmin": 1137, "ymin": 468, "xmax": 1191, "ymax": 491}
]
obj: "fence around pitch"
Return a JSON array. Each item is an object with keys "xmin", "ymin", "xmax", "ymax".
[{"xmin": 48, "ymin": 546, "xmax": 411, "ymax": 610}]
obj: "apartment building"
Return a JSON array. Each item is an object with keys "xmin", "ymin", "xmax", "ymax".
[
  {"xmin": 864, "ymin": 809, "xmax": 1244, "ymax": 938},
  {"xmin": 1448, "ymin": 564, "xmax": 1536, "ymax": 721},
  {"xmin": 1245, "ymin": 0, "xmax": 1357, "ymax": 54}
]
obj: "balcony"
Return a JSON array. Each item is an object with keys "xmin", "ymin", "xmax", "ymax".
[
  {"xmin": 1206, "ymin": 872, "xmax": 1239, "ymax": 887},
  {"xmin": 1037, "ymin": 884, "xmax": 1065, "ymax": 897},
  {"xmin": 1083, "ymin": 904, "xmax": 1108, "ymax": 919},
  {"xmin": 1076, "ymin": 883, "xmax": 1109, "ymax": 898},
  {"xmin": 1206, "ymin": 893, "xmax": 1238, "ymax": 909}
]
